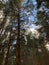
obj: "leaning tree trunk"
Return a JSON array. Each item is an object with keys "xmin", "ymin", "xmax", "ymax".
[
  {"xmin": 0, "ymin": 13, "xmax": 7, "ymax": 65},
  {"xmin": 4, "ymin": 33, "xmax": 11, "ymax": 65},
  {"xmin": 0, "ymin": 45, "xmax": 5, "ymax": 65},
  {"xmin": 16, "ymin": 9, "xmax": 21, "ymax": 65}
]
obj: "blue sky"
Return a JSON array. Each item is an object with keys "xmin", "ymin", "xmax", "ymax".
[{"xmin": 22, "ymin": 0, "xmax": 38, "ymax": 28}]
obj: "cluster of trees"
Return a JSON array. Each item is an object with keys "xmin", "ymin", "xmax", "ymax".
[{"xmin": 0, "ymin": 0, "xmax": 49, "ymax": 65}]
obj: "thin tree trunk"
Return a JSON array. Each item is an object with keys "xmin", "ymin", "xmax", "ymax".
[
  {"xmin": 32, "ymin": 47, "xmax": 39, "ymax": 65},
  {"xmin": 0, "ymin": 13, "xmax": 7, "ymax": 65},
  {"xmin": 4, "ymin": 45, "xmax": 10, "ymax": 65},
  {"xmin": 4, "ymin": 33, "xmax": 11, "ymax": 65},
  {"xmin": 1, "ymin": 13, "xmax": 7, "ymax": 29},
  {"xmin": 23, "ymin": 46, "xmax": 28, "ymax": 65},
  {"xmin": 16, "ymin": 9, "xmax": 21, "ymax": 65},
  {"xmin": 0, "ymin": 46, "xmax": 5, "ymax": 65}
]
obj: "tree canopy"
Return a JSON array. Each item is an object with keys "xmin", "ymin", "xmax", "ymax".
[{"xmin": 0, "ymin": 0, "xmax": 49, "ymax": 65}]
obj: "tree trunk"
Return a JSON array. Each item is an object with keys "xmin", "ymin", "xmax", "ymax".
[
  {"xmin": 0, "ymin": 13, "xmax": 7, "ymax": 65},
  {"xmin": 4, "ymin": 34, "xmax": 11, "ymax": 65},
  {"xmin": 23, "ymin": 46, "xmax": 28, "ymax": 65},
  {"xmin": 16, "ymin": 9, "xmax": 21, "ymax": 65},
  {"xmin": 4, "ymin": 45, "xmax": 10, "ymax": 65},
  {"xmin": 0, "ymin": 46, "xmax": 5, "ymax": 65}
]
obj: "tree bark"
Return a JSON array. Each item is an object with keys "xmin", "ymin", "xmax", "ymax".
[
  {"xmin": 16, "ymin": 9, "xmax": 21, "ymax": 65},
  {"xmin": 0, "ymin": 46, "xmax": 5, "ymax": 65},
  {"xmin": 4, "ymin": 34, "xmax": 11, "ymax": 65}
]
